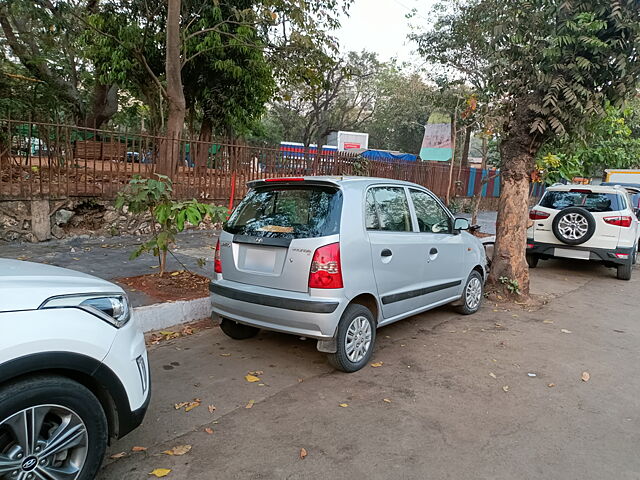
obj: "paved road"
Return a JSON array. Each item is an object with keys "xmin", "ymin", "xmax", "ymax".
[{"xmin": 99, "ymin": 259, "xmax": 639, "ymax": 480}]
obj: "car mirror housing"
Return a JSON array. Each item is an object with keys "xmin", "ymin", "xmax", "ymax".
[{"xmin": 454, "ymin": 217, "xmax": 470, "ymax": 232}]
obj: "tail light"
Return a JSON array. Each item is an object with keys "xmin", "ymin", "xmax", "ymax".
[
  {"xmin": 309, "ymin": 243, "xmax": 343, "ymax": 289},
  {"xmin": 529, "ymin": 209, "xmax": 550, "ymax": 220},
  {"xmin": 604, "ymin": 215, "xmax": 632, "ymax": 227},
  {"xmin": 214, "ymin": 238, "xmax": 222, "ymax": 273}
]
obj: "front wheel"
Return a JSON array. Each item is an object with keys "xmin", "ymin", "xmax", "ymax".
[
  {"xmin": 219, "ymin": 318, "xmax": 260, "ymax": 339},
  {"xmin": 456, "ymin": 270, "xmax": 484, "ymax": 315},
  {"xmin": 328, "ymin": 304, "xmax": 376, "ymax": 373},
  {"xmin": 0, "ymin": 376, "xmax": 108, "ymax": 480}
]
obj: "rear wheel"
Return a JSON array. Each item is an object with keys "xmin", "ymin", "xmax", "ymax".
[
  {"xmin": 617, "ymin": 258, "xmax": 633, "ymax": 281},
  {"xmin": 0, "ymin": 376, "xmax": 107, "ymax": 480},
  {"xmin": 219, "ymin": 318, "xmax": 260, "ymax": 339},
  {"xmin": 328, "ymin": 304, "xmax": 376, "ymax": 373},
  {"xmin": 526, "ymin": 253, "xmax": 539, "ymax": 268}
]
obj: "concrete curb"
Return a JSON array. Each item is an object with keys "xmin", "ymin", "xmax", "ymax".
[{"xmin": 134, "ymin": 297, "xmax": 210, "ymax": 332}]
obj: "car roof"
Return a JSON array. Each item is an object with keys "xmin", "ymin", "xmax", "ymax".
[
  {"xmin": 247, "ymin": 176, "xmax": 425, "ymax": 190},
  {"xmin": 546, "ymin": 183, "xmax": 627, "ymax": 194}
]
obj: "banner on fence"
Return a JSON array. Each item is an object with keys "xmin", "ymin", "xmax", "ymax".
[{"xmin": 419, "ymin": 123, "xmax": 452, "ymax": 162}]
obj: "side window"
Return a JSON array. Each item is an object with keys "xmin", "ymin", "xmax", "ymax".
[
  {"xmin": 365, "ymin": 187, "xmax": 412, "ymax": 232},
  {"xmin": 410, "ymin": 190, "xmax": 451, "ymax": 233}
]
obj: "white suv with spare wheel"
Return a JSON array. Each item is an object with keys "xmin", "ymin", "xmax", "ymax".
[{"xmin": 526, "ymin": 184, "xmax": 640, "ymax": 280}]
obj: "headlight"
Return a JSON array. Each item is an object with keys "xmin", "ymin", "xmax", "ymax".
[{"xmin": 40, "ymin": 293, "xmax": 131, "ymax": 328}]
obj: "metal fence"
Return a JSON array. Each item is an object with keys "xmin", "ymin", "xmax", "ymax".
[{"xmin": 0, "ymin": 119, "xmax": 512, "ymax": 203}]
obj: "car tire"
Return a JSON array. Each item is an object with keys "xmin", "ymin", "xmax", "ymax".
[
  {"xmin": 552, "ymin": 207, "xmax": 596, "ymax": 245},
  {"xmin": 0, "ymin": 375, "xmax": 107, "ymax": 480},
  {"xmin": 219, "ymin": 318, "xmax": 260, "ymax": 339},
  {"xmin": 617, "ymin": 258, "xmax": 633, "ymax": 281},
  {"xmin": 456, "ymin": 270, "xmax": 484, "ymax": 315},
  {"xmin": 327, "ymin": 304, "xmax": 376, "ymax": 373},
  {"xmin": 526, "ymin": 253, "xmax": 539, "ymax": 268}
]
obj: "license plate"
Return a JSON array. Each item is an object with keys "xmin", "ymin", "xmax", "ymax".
[
  {"xmin": 554, "ymin": 248, "xmax": 590, "ymax": 260},
  {"xmin": 244, "ymin": 247, "xmax": 277, "ymax": 272}
]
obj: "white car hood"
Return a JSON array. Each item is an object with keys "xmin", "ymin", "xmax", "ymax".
[{"xmin": 0, "ymin": 259, "xmax": 124, "ymax": 311}]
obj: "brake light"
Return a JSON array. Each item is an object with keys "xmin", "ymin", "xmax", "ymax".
[
  {"xmin": 529, "ymin": 209, "xmax": 550, "ymax": 220},
  {"xmin": 570, "ymin": 188, "xmax": 592, "ymax": 194},
  {"xmin": 527, "ymin": 243, "xmax": 534, "ymax": 249},
  {"xmin": 214, "ymin": 238, "xmax": 222, "ymax": 273},
  {"xmin": 265, "ymin": 177, "xmax": 305, "ymax": 182},
  {"xmin": 604, "ymin": 215, "xmax": 632, "ymax": 227},
  {"xmin": 309, "ymin": 243, "xmax": 343, "ymax": 289}
]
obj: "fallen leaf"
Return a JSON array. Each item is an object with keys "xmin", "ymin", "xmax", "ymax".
[
  {"xmin": 245, "ymin": 374, "xmax": 260, "ymax": 383},
  {"xmin": 246, "ymin": 399, "xmax": 255, "ymax": 409},
  {"xmin": 249, "ymin": 370, "xmax": 264, "ymax": 375},
  {"xmin": 174, "ymin": 402, "xmax": 189, "ymax": 410},
  {"xmin": 184, "ymin": 400, "xmax": 201, "ymax": 412},
  {"xmin": 512, "ymin": 314, "xmax": 519, "ymax": 318},
  {"xmin": 170, "ymin": 271, "xmax": 181, "ymax": 276},
  {"xmin": 150, "ymin": 265, "xmax": 159, "ymax": 269},
  {"xmin": 149, "ymin": 468, "xmax": 171, "ymax": 477},
  {"xmin": 163, "ymin": 445, "xmax": 191, "ymax": 456},
  {"xmin": 220, "ymin": 353, "xmax": 231, "ymax": 357},
  {"xmin": 110, "ymin": 452, "xmax": 127, "ymax": 459},
  {"xmin": 561, "ymin": 329, "xmax": 572, "ymax": 334},
  {"xmin": 339, "ymin": 403, "xmax": 349, "ymax": 407},
  {"xmin": 16, "ymin": 256, "xmax": 28, "ymax": 260},
  {"xmin": 204, "ymin": 427, "xmax": 214, "ymax": 435},
  {"xmin": 371, "ymin": 362, "xmax": 384, "ymax": 368},
  {"xmin": 208, "ymin": 405, "xmax": 216, "ymax": 414},
  {"xmin": 527, "ymin": 373, "xmax": 537, "ymax": 377},
  {"xmin": 132, "ymin": 446, "xmax": 147, "ymax": 452},
  {"xmin": 72, "ymin": 257, "xmax": 80, "ymax": 261},
  {"xmin": 489, "ymin": 372, "xmax": 497, "ymax": 379},
  {"xmin": 543, "ymin": 319, "xmax": 554, "ymax": 324},
  {"xmin": 299, "ymin": 448, "xmax": 308, "ymax": 459},
  {"xmin": 548, "ymin": 383, "xmax": 556, "ymax": 388},
  {"xmin": 182, "ymin": 326, "xmax": 195, "ymax": 335},
  {"xmin": 581, "ymin": 371, "xmax": 590, "ymax": 382},
  {"xmin": 383, "ymin": 398, "xmax": 392, "ymax": 403},
  {"xmin": 297, "ymin": 378, "xmax": 304, "ymax": 383},
  {"xmin": 502, "ymin": 385, "xmax": 510, "ymax": 392}
]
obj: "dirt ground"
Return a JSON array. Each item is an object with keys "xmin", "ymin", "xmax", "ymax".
[{"xmin": 99, "ymin": 259, "xmax": 639, "ymax": 480}]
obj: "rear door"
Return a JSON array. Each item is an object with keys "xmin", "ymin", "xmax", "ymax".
[
  {"xmin": 365, "ymin": 186, "xmax": 426, "ymax": 319},
  {"xmin": 220, "ymin": 183, "xmax": 342, "ymax": 292}
]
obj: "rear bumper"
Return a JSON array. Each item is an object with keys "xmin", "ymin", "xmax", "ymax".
[
  {"xmin": 209, "ymin": 280, "xmax": 346, "ymax": 339},
  {"xmin": 527, "ymin": 239, "xmax": 634, "ymax": 265}
]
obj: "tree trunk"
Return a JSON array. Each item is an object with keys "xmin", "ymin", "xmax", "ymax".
[
  {"xmin": 488, "ymin": 98, "xmax": 541, "ymax": 296},
  {"xmin": 157, "ymin": 0, "xmax": 186, "ymax": 178},
  {"xmin": 461, "ymin": 125, "xmax": 472, "ymax": 167},
  {"xmin": 194, "ymin": 116, "xmax": 212, "ymax": 169},
  {"xmin": 471, "ymin": 135, "xmax": 488, "ymax": 226},
  {"xmin": 446, "ymin": 115, "xmax": 457, "ymax": 205},
  {"xmin": 82, "ymin": 84, "xmax": 119, "ymax": 129}
]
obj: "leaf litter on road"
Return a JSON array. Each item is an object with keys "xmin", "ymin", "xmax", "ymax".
[
  {"xmin": 245, "ymin": 374, "xmax": 260, "ymax": 383},
  {"xmin": 581, "ymin": 372, "xmax": 590, "ymax": 382},
  {"xmin": 339, "ymin": 403, "xmax": 349, "ymax": 407},
  {"xmin": 245, "ymin": 399, "xmax": 255, "ymax": 409},
  {"xmin": 149, "ymin": 468, "xmax": 171, "ymax": 477},
  {"xmin": 132, "ymin": 446, "xmax": 147, "ymax": 452},
  {"xmin": 204, "ymin": 427, "xmax": 214, "ymax": 435},
  {"xmin": 561, "ymin": 329, "xmax": 572, "ymax": 334},
  {"xmin": 163, "ymin": 445, "xmax": 191, "ymax": 456},
  {"xmin": 489, "ymin": 372, "xmax": 497, "ymax": 379},
  {"xmin": 110, "ymin": 452, "xmax": 127, "ymax": 459},
  {"xmin": 299, "ymin": 448, "xmax": 308, "ymax": 459},
  {"xmin": 371, "ymin": 362, "xmax": 383, "ymax": 368},
  {"xmin": 502, "ymin": 385, "xmax": 510, "ymax": 392}
]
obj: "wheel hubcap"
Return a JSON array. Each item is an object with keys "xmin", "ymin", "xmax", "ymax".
[
  {"xmin": 558, "ymin": 213, "xmax": 588, "ymax": 240},
  {"xmin": 0, "ymin": 405, "xmax": 88, "ymax": 480},
  {"xmin": 466, "ymin": 277, "xmax": 482, "ymax": 310},
  {"xmin": 345, "ymin": 316, "xmax": 372, "ymax": 363}
]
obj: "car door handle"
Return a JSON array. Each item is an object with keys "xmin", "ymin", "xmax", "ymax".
[
  {"xmin": 430, "ymin": 248, "xmax": 438, "ymax": 255},
  {"xmin": 381, "ymin": 249, "xmax": 392, "ymax": 257}
]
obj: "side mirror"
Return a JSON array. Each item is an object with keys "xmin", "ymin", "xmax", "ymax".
[{"xmin": 454, "ymin": 217, "xmax": 470, "ymax": 232}]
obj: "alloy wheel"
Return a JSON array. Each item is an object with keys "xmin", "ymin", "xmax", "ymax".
[
  {"xmin": 557, "ymin": 213, "xmax": 589, "ymax": 240},
  {"xmin": 0, "ymin": 405, "xmax": 88, "ymax": 480},
  {"xmin": 466, "ymin": 277, "xmax": 482, "ymax": 310},
  {"xmin": 345, "ymin": 316, "xmax": 372, "ymax": 363}
]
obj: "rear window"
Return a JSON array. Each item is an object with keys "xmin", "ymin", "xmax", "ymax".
[
  {"xmin": 225, "ymin": 185, "xmax": 342, "ymax": 239},
  {"xmin": 540, "ymin": 191, "xmax": 623, "ymax": 212}
]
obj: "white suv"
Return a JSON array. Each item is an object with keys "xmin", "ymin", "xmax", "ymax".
[
  {"xmin": 0, "ymin": 260, "xmax": 150, "ymax": 479},
  {"xmin": 527, "ymin": 184, "xmax": 640, "ymax": 280}
]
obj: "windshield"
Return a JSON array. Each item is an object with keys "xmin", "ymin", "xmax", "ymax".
[
  {"xmin": 225, "ymin": 185, "xmax": 342, "ymax": 239},
  {"xmin": 540, "ymin": 191, "xmax": 623, "ymax": 212}
]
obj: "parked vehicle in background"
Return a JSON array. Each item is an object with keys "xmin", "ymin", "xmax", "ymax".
[
  {"xmin": 600, "ymin": 182, "xmax": 640, "ymax": 212},
  {"xmin": 210, "ymin": 177, "xmax": 487, "ymax": 372},
  {"xmin": 0, "ymin": 260, "xmax": 150, "ymax": 480},
  {"xmin": 605, "ymin": 169, "xmax": 640, "ymax": 184},
  {"xmin": 526, "ymin": 184, "xmax": 640, "ymax": 280}
]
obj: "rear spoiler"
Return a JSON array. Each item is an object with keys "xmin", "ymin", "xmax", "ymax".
[{"xmin": 247, "ymin": 177, "xmax": 342, "ymax": 188}]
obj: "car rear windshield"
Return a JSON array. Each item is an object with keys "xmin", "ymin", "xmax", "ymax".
[
  {"xmin": 540, "ymin": 191, "xmax": 623, "ymax": 212},
  {"xmin": 225, "ymin": 184, "xmax": 342, "ymax": 239}
]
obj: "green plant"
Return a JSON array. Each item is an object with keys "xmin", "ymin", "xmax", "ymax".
[
  {"xmin": 196, "ymin": 257, "xmax": 207, "ymax": 268},
  {"xmin": 499, "ymin": 276, "xmax": 521, "ymax": 296},
  {"xmin": 448, "ymin": 198, "xmax": 462, "ymax": 214},
  {"xmin": 115, "ymin": 175, "xmax": 227, "ymax": 275}
]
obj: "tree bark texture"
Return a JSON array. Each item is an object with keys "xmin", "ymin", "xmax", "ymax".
[
  {"xmin": 158, "ymin": 0, "xmax": 186, "ymax": 178},
  {"xmin": 488, "ymin": 100, "xmax": 541, "ymax": 296},
  {"xmin": 194, "ymin": 117, "xmax": 212, "ymax": 169}
]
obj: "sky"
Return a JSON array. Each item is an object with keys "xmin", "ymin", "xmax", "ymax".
[{"xmin": 335, "ymin": 0, "xmax": 437, "ymax": 63}]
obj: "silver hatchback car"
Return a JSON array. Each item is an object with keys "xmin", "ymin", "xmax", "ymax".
[{"xmin": 210, "ymin": 177, "xmax": 487, "ymax": 372}]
